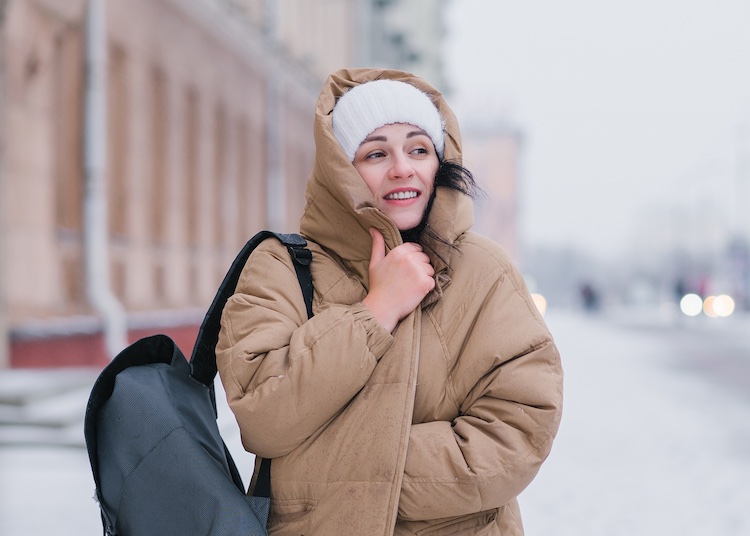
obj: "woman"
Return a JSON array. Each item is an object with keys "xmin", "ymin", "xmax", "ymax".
[{"xmin": 217, "ymin": 68, "xmax": 563, "ymax": 535}]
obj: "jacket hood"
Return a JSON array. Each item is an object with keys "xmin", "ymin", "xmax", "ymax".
[{"xmin": 299, "ymin": 68, "xmax": 474, "ymax": 286}]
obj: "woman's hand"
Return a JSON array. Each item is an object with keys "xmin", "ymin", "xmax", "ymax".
[{"xmin": 362, "ymin": 228, "xmax": 435, "ymax": 332}]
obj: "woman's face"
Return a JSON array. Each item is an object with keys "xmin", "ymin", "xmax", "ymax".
[{"xmin": 353, "ymin": 123, "xmax": 439, "ymax": 231}]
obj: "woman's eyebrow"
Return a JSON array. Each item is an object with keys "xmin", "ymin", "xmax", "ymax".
[
  {"xmin": 406, "ymin": 129, "xmax": 429, "ymax": 139},
  {"xmin": 361, "ymin": 129, "xmax": 429, "ymax": 144},
  {"xmin": 362, "ymin": 134, "xmax": 387, "ymax": 143}
]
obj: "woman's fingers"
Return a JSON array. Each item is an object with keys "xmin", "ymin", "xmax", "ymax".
[
  {"xmin": 368, "ymin": 228, "xmax": 386, "ymax": 266},
  {"xmin": 363, "ymin": 232, "xmax": 437, "ymax": 331}
]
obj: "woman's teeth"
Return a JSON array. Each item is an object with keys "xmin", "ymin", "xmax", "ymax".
[{"xmin": 385, "ymin": 191, "xmax": 418, "ymax": 200}]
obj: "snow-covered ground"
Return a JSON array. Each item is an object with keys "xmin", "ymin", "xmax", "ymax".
[
  {"xmin": 519, "ymin": 311, "xmax": 750, "ymax": 535},
  {"xmin": 1, "ymin": 310, "xmax": 748, "ymax": 535}
]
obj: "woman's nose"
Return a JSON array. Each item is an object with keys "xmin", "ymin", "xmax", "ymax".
[{"xmin": 388, "ymin": 153, "xmax": 414, "ymax": 179}]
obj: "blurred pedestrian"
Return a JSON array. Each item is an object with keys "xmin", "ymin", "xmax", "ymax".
[
  {"xmin": 216, "ymin": 68, "xmax": 563, "ymax": 535},
  {"xmin": 673, "ymin": 278, "xmax": 686, "ymax": 303},
  {"xmin": 580, "ymin": 282, "xmax": 600, "ymax": 312}
]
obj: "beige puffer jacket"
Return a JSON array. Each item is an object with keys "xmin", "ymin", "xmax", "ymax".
[{"xmin": 217, "ymin": 68, "xmax": 563, "ymax": 536}]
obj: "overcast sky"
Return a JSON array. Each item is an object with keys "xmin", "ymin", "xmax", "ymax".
[{"xmin": 444, "ymin": 0, "xmax": 750, "ymax": 260}]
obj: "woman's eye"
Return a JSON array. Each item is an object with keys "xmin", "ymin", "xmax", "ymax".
[
  {"xmin": 411, "ymin": 147, "xmax": 428, "ymax": 155},
  {"xmin": 366, "ymin": 150, "xmax": 385, "ymax": 159}
]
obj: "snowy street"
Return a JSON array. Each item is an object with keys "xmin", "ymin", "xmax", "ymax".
[
  {"xmin": 520, "ymin": 311, "xmax": 750, "ymax": 535},
  {"xmin": 1, "ymin": 310, "xmax": 749, "ymax": 535}
]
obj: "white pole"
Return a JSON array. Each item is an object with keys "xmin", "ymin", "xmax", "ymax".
[{"xmin": 83, "ymin": 0, "xmax": 127, "ymax": 359}]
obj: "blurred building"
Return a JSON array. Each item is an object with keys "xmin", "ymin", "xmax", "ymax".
[
  {"xmin": 0, "ymin": 0, "xmax": 456, "ymax": 367},
  {"xmin": 462, "ymin": 120, "xmax": 522, "ymax": 262},
  {"xmin": 360, "ymin": 0, "xmax": 448, "ymax": 91}
]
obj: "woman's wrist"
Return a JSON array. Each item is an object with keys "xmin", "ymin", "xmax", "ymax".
[{"xmin": 362, "ymin": 294, "xmax": 397, "ymax": 333}]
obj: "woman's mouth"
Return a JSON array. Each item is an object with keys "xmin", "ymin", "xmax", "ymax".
[{"xmin": 384, "ymin": 190, "xmax": 419, "ymax": 200}]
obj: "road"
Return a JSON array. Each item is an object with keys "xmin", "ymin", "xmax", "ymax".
[{"xmin": 1, "ymin": 310, "xmax": 748, "ymax": 535}]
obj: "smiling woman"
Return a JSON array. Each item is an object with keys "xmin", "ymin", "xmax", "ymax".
[
  {"xmin": 353, "ymin": 123, "xmax": 439, "ymax": 232},
  {"xmin": 216, "ymin": 68, "xmax": 564, "ymax": 536}
]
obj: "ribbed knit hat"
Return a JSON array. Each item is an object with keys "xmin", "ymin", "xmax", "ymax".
[{"xmin": 332, "ymin": 79, "xmax": 445, "ymax": 161}]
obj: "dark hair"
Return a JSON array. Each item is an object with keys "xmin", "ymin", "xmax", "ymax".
[
  {"xmin": 434, "ymin": 160, "xmax": 481, "ymax": 198},
  {"xmin": 400, "ymin": 160, "xmax": 483, "ymax": 259}
]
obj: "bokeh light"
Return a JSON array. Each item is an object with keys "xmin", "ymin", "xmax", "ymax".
[
  {"xmin": 703, "ymin": 296, "xmax": 718, "ymax": 318},
  {"xmin": 680, "ymin": 293, "xmax": 703, "ymax": 317},
  {"xmin": 712, "ymin": 294, "xmax": 735, "ymax": 317}
]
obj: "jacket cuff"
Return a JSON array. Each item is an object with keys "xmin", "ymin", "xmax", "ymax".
[{"xmin": 350, "ymin": 302, "xmax": 393, "ymax": 359}]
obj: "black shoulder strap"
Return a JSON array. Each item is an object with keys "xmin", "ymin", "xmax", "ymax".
[
  {"xmin": 189, "ymin": 231, "xmax": 312, "ymax": 501},
  {"xmin": 189, "ymin": 231, "xmax": 313, "ymax": 387}
]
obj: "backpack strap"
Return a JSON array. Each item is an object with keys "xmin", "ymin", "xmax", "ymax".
[
  {"xmin": 189, "ymin": 232, "xmax": 312, "ymax": 501},
  {"xmin": 284, "ymin": 235, "xmax": 313, "ymax": 319},
  {"xmin": 189, "ymin": 231, "xmax": 313, "ymax": 387}
]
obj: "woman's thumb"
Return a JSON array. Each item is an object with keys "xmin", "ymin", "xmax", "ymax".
[{"xmin": 369, "ymin": 228, "xmax": 386, "ymax": 264}]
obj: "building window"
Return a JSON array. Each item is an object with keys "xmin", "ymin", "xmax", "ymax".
[
  {"xmin": 151, "ymin": 66, "xmax": 168, "ymax": 244},
  {"xmin": 108, "ymin": 43, "xmax": 129, "ymax": 238},
  {"xmin": 250, "ymin": 114, "xmax": 267, "ymax": 231},
  {"xmin": 53, "ymin": 26, "xmax": 85, "ymax": 234},
  {"xmin": 61, "ymin": 254, "xmax": 85, "ymax": 307},
  {"xmin": 214, "ymin": 102, "xmax": 227, "ymax": 247},
  {"xmin": 111, "ymin": 258, "xmax": 126, "ymax": 302},
  {"xmin": 153, "ymin": 263, "xmax": 166, "ymax": 302},
  {"xmin": 185, "ymin": 87, "xmax": 200, "ymax": 247},
  {"xmin": 236, "ymin": 117, "xmax": 249, "ymax": 237}
]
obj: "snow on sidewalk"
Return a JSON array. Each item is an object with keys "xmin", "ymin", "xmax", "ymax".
[{"xmin": 519, "ymin": 311, "xmax": 750, "ymax": 535}]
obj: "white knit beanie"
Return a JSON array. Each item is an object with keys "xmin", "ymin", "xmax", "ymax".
[{"xmin": 332, "ymin": 79, "xmax": 445, "ymax": 161}]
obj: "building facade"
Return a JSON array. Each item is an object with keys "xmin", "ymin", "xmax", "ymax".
[
  {"xmin": 0, "ymin": 0, "xmax": 458, "ymax": 367},
  {"xmin": 463, "ymin": 121, "xmax": 522, "ymax": 262}
]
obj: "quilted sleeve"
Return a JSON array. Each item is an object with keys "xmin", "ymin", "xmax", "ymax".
[{"xmin": 216, "ymin": 239, "xmax": 393, "ymax": 458}]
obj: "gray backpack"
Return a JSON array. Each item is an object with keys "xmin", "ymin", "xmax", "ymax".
[{"xmin": 84, "ymin": 232, "xmax": 313, "ymax": 535}]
